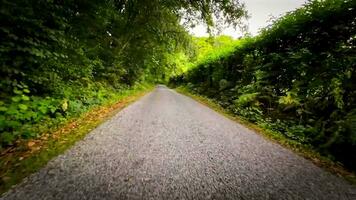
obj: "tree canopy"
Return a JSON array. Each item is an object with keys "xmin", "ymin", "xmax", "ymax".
[{"xmin": 0, "ymin": 0, "xmax": 246, "ymax": 146}]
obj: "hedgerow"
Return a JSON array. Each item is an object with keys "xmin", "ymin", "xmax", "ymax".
[
  {"xmin": 0, "ymin": 0, "xmax": 246, "ymax": 147},
  {"xmin": 170, "ymin": 0, "xmax": 356, "ymax": 171}
]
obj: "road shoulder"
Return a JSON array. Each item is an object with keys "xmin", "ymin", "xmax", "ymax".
[
  {"xmin": 0, "ymin": 86, "xmax": 153, "ymax": 194},
  {"xmin": 175, "ymin": 86, "xmax": 356, "ymax": 185}
]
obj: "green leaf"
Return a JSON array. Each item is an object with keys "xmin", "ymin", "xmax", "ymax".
[
  {"xmin": 39, "ymin": 106, "xmax": 47, "ymax": 114},
  {"xmin": 18, "ymin": 104, "xmax": 28, "ymax": 110},
  {"xmin": 23, "ymin": 89, "xmax": 30, "ymax": 93},
  {"xmin": 13, "ymin": 89, "xmax": 23, "ymax": 95},
  {"xmin": 61, "ymin": 99, "xmax": 68, "ymax": 112},
  {"xmin": 0, "ymin": 106, "xmax": 7, "ymax": 112},
  {"xmin": 21, "ymin": 95, "xmax": 30, "ymax": 101},
  {"xmin": 11, "ymin": 96, "xmax": 21, "ymax": 102},
  {"xmin": 50, "ymin": 107, "xmax": 57, "ymax": 113}
]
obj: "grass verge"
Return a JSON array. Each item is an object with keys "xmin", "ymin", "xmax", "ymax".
[
  {"xmin": 0, "ymin": 85, "xmax": 154, "ymax": 194},
  {"xmin": 175, "ymin": 86, "xmax": 356, "ymax": 184}
]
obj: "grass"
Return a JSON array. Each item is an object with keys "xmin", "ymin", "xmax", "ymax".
[
  {"xmin": 0, "ymin": 85, "xmax": 154, "ymax": 194},
  {"xmin": 175, "ymin": 86, "xmax": 356, "ymax": 185}
]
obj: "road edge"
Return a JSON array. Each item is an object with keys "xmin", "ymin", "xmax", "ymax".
[
  {"xmin": 175, "ymin": 86, "xmax": 356, "ymax": 185},
  {"xmin": 0, "ymin": 85, "xmax": 154, "ymax": 194}
]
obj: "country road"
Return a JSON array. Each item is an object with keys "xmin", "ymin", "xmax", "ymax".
[{"xmin": 2, "ymin": 85, "xmax": 356, "ymax": 200}]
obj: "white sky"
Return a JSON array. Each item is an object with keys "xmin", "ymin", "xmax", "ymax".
[{"xmin": 190, "ymin": 0, "xmax": 307, "ymax": 37}]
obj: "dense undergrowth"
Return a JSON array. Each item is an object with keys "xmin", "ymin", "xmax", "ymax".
[
  {"xmin": 170, "ymin": 0, "xmax": 356, "ymax": 171},
  {"xmin": 0, "ymin": 86, "xmax": 151, "ymax": 193},
  {"xmin": 0, "ymin": 0, "xmax": 246, "ymax": 148},
  {"xmin": 0, "ymin": 82, "xmax": 149, "ymax": 147}
]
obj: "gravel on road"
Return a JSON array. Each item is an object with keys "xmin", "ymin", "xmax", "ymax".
[{"xmin": 2, "ymin": 85, "xmax": 356, "ymax": 200}]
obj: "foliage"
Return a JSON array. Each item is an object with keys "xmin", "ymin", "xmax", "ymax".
[
  {"xmin": 0, "ymin": 85, "xmax": 151, "ymax": 194},
  {"xmin": 0, "ymin": 0, "xmax": 247, "ymax": 147},
  {"xmin": 170, "ymin": 0, "xmax": 356, "ymax": 171}
]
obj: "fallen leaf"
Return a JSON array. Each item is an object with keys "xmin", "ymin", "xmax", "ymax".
[{"xmin": 27, "ymin": 141, "xmax": 35, "ymax": 148}]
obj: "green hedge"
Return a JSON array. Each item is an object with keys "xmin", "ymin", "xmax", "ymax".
[
  {"xmin": 171, "ymin": 0, "xmax": 356, "ymax": 171},
  {"xmin": 0, "ymin": 0, "xmax": 139, "ymax": 147}
]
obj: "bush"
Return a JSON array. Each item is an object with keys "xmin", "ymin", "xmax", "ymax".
[{"xmin": 171, "ymin": 0, "xmax": 356, "ymax": 171}]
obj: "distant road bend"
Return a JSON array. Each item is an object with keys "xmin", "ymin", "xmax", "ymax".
[{"xmin": 2, "ymin": 85, "xmax": 356, "ymax": 200}]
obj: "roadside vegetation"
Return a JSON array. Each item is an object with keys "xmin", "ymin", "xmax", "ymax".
[
  {"xmin": 1, "ymin": 0, "xmax": 355, "ymax": 191},
  {"xmin": 170, "ymin": 0, "xmax": 356, "ymax": 173},
  {"xmin": 0, "ymin": 86, "xmax": 151, "ymax": 193},
  {"xmin": 176, "ymin": 87, "xmax": 356, "ymax": 183},
  {"xmin": 0, "ymin": 0, "xmax": 246, "ymax": 147},
  {"xmin": 0, "ymin": 0, "xmax": 246, "ymax": 191}
]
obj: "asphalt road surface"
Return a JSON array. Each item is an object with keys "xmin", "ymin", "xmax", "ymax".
[{"xmin": 2, "ymin": 85, "xmax": 356, "ymax": 200}]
